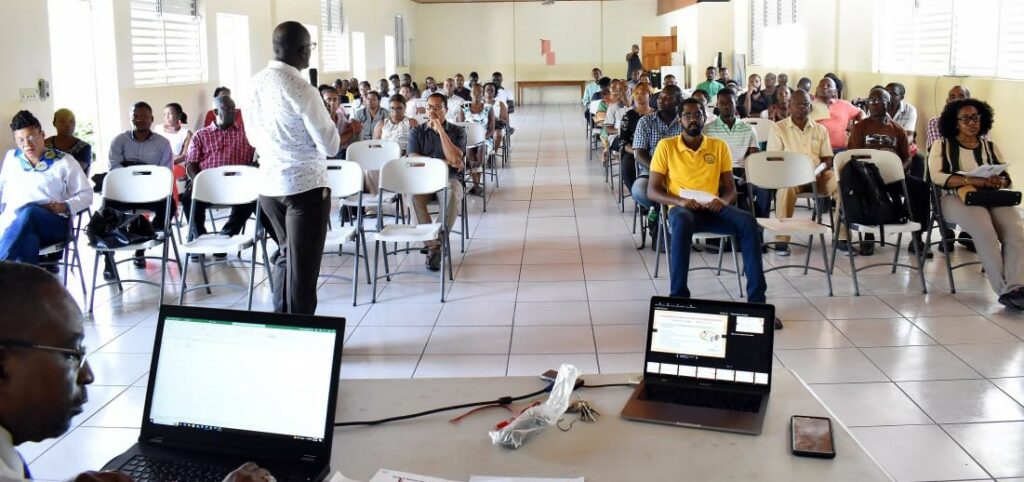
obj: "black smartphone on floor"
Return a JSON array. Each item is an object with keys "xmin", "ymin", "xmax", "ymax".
[{"xmin": 790, "ymin": 415, "xmax": 836, "ymax": 459}]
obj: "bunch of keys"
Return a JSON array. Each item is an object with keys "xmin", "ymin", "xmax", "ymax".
[{"xmin": 566, "ymin": 396, "xmax": 600, "ymax": 423}]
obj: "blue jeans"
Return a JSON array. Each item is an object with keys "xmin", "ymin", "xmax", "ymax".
[
  {"xmin": 631, "ymin": 177, "xmax": 653, "ymax": 209},
  {"xmin": 668, "ymin": 205, "xmax": 767, "ymax": 302},
  {"xmin": 0, "ymin": 204, "xmax": 69, "ymax": 265}
]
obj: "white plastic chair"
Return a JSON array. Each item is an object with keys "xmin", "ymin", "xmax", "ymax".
[
  {"xmin": 456, "ymin": 120, "xmax": 492, "ymax": 212},
  {"xmin": 745, "ymin": 151, "xmax": 833, "ymax": 296},
  {"xmin": 39, "ymin": 209, "xmax": 89, "ymax": 300},
  {"xmin": 323, "ymin": 160, "xmax": 371, "ymax": 305},
  {"xmin": 89, "ymin": 165, "xmax": 179, "ymax": 313},
  {"xmin": 177, "ymin": 166, "xmax": 269, "ymax": 309},
  {"xmin": 370, "ymin": 157, "xmax": 453, "ymax": 303},
  {"xmin": 343, "ymin": 139, "xmax": 403, "ymax": 225},
  {"xmin": 654, "ymin": 203, "xmax": 744, "ymax": 296},
  {"xmin": 742, "ymin": 118, "xmax": 772, "ymax": 148},
  {"xmin": 588, "ymin": 101, "xmax": 603, "ymax": 161},
  {"xmin": 833, "ymin": 149, "xmax": 928, "ymax": 296}
]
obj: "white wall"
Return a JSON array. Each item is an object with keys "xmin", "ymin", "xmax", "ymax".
[
  {"xmin": 414, "ymin": 0, "xmax": 661, "ymax": 103},
  {"xmin": 0, "ymin": 1, "xmax": 55, "ymax": 153}
]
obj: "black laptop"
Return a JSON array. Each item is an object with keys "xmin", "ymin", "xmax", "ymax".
[
  {"xmin": 621, "ymin": 296, "xmax": 775, "ymax": 435},
  {"xmin": 102, "ymin": 305, "xmax": 345, "ymax": 481}
]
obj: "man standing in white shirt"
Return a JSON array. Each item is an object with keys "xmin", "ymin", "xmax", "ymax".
[{"xmin": 247, "ymin": 22, "xmax": 341, "ymax": 314}]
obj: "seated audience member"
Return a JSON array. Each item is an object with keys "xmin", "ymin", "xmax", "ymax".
[
  {"xmin": 696, "ymin": 66, "xmax": 724, "ymax": 99},
  {"xmin": 335, "ymin": 79, "xmax": 352, "ymax": 104},
  {"xmin": 203, "ymin": 87, "xmax": 245, "ymax": 130},
  {"xmin": 885, "ymin": 81, "xmax": 926, "ymax": 175},
  {"xmin": 45, "ymin": 109, "xmax": 92, "ymax": 174},
  {"xmin": 0, "ymin": 111, "xmax": 91, "ymax": 265},
  {"xmin": 927, "ymin": 85, "xmax": 972, "ymax": 150},
  {"xmin": 454, "ymin": 73, "xmax": 471, "ymax": 101},
  {"xmin": 762, "ymin": 72, "xmax": 778, "ymax": 103},
  {"xmin": 443, "ymin": 78, "xmax": 465, "ymax": 122},
  {"xmin": 408, "ymin": 94, "xmax": 467, "ymax": 272},
  {"xmin": 650, "ymin": 74, "xmax": 677, "ymax": 106},
  {"xmin": 762, "ymin": 86, "xmax": 792, "ymax": 121},
  {"xmin": 400, "ymin": 85, "xmax": 424, "ymax": 116},
  {"xmin": 704, "ymin": 89, "xmax": 766, "ymax": 218},
  {"xmin": 796, "ymin": 77, "xmax": 812, "ymax": 93},
  {"xmin": 421, "ymin": 76, "xmax": 443, "ymax": 98},
  {"xmin": 777, "ymin": 73, "xmax": 790, "ymax": 91},
  {"xmin": 598, "ymin": 80, "xmax": 627, "ymax": 158},
  {"xmin": 583, "ymin": 68, "xmax": 603, "ymax": 111},
  {"xmin": 767, "ymin": 89, "xmax": 842, "ymax": 256},
  {"xmin": 456, "ymin": 84, "xmax": 494, "ymax": 197},
  {"xmin": 156, "ymin": 103, "xmax": 192, "ymax": 165},
  {"xmin": 716, "ymin": 67, "xmax": 732, "ymax": 86},
  {"xmin": 632, "ymin": 85, "xmax": 684, "ymax": 224},
  {"xmin": 824, "ymin": 72, "xmax": 844, "ymax": 99},
  {"xmin": 591, "ymin": 77, "xmax": 612, "ymax": 103},
  {"xmin": 646, "ymin": 99, "xmax": 779, "ymax": 329},
  {"xmin": 929, "ymin": 99, "xmax": 1024, "ymax": 309},
  {"xmin": 347, "ymin": 81, "xmax": 361, "ymax": 105},
  {"xmin": 847, "ymin": 87, "xmax": 930, "ymax": 257},
  {"xmin": 0, "ymin": 261, "xmax": 276, "ymax": 481},
  {"xmin": 690, "ymin": 89, "xmax": 717, "ymax": 123},
  {"xmin": 627, "ymin": 69, "xmax": 642, "ymax": 92},
  {"xmin": 388, "ymin": 74, "xmax": 401, "ymax": 93},
  {"xmin": 401, "ymin": 73, "xmax": 417, "ymax": 90},
  {"xmin": 352, "ymin": 81, "xmax": 372, "ymax": 111},
  {"xmin": 353, "ymin": 91, "xmax": 388, "ymax": 141},
  {"xmin": 491, "ymin": 72, "xmax": 515, "ymax": 113},
  {"xmin": 468, "ymin": 71, "xmax": 479, "ymax": 87},
  {"xmin": 815, "ymin": 77, "xmax": 864, "ymax": 152},
  {"xmin": 738, "ymin": 73, "xmax": 769, "ymax": 118},
  {"xmin": 322, "ymin": 86, "xmax": 360, "ymax": 159},
  {"xmin": 182, "ymin": 95, "xmax": 269, "ymax": 244},
  {"xmin": 484, "ymin": 82, "xmax": 510, "ymax": 153},
  {"xmin": 619, "ymin": 84, "xmax": 655, "ymax": 200},
  {"xmin": 374, "ymin": 94, "xmax": 419, "ymax": 154},
  {"xmin": 377, "ymin": 79, "xmax": 391, "ymax": 98},
  {"xmin": 106, "ymin": 101, "xmax": 174, "ymax": 275}
]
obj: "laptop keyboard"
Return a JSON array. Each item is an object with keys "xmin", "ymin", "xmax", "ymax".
[
  {"xmin": 117, "ymin": 455, "xmax": 235, "ymax": 482},
  {"xmin": 645, "ymin": 384, "xmax": 763, "ymax": 413}
]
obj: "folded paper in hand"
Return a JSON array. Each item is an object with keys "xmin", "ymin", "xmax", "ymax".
[
  {"xmin": 679, "ymin": 189, "xmax": 717, "ymax": 204},
  {"xmin": 958, "ymin": 164, "xmax": 1007, "ymax": 178}
]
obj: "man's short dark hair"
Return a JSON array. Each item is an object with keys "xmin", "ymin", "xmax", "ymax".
[
  {"xmin": 389, "ymin": 74, "xmax": 400, "ymax": 81},
  {"xmin": 717, "ymin": 87, "xmax": 738, "ymax": 101},
  {"xmin": 0, "ymin": 261, "xmax": 71, "ymax": 339},
  {"xmin": 320, "ymin": 85, "xmax": 338, "ymax": 95},
  {"xmin": 692, "ymin": 89, "xmax": 710, "ymax": 99},
  {"xmin": 598, "ymin": 77, "xmax": 612, "ymax": 88},
  {"xmin": 213, "ymin": 86, "xmax": 230, "ymax": 98},
  {"xmin": 389, "ymin": 94, "xmax": 407, "ymax": 106},
  {"xmin": 681, "ymin": 97, "xmax": 705, "ymax": 113},
  {"xmin": 132, "ymin": 101, "xmax": 153, "ymax": 113},
  {"xmin": 428, "ymin": 92, "xmax": 448, "ymax": 109},
  {"xmin": 318, "ymin": 84, "xmax": 333, "ymax": 95},
  {"xmin": 359, "ymin": 81, "xmax": 371, "ymax": 89},
  {"xmin": 706, "ymin": 66, "xmax": 717, "ymax": 71},
  {"xmin": 492, "ymin": 71, "xmax": 502, "ymax": 78},
  {"xmin": 365, "ymin": 90, "xmax": 381, "ymax": 101},
  {"xmin": 938, "ymin": 98, "xmax": 994, "ymax": 140},
  {"xmin": 425, "ymin": 76, "xmax": 435, "ymax": 82},
  {"xmin": 886, "ymin": 82, "xmax": 906, "ymax": 97},
  {"xmin": 664, "ymin": 74, "xmax": 676, "ymax": 81},
  {"xmin": 10, "ymin": 110, "xmax": 41, "ymax": 132},
  {"xmin": 660, "ymin": 84, "xmax": 682, "ymax": 101},
  {"xmin": 469, "ymin": 71, "xmax": 479, "ymax": 79}
]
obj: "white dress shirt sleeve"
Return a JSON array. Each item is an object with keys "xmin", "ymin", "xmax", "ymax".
[{"xmin": 301, "ymin": 87, "xmax": 342, "ymax": 157}]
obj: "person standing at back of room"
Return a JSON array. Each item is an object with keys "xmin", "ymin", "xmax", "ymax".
[
  {"xmin": 626, "ymin": 44, "xmax": 644, "ymax": 80},
  {"xmin": 246, "ymin": 21, "xmax": 340, "ymax": 314}
]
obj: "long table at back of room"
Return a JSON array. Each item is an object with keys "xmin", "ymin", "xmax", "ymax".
[{"xmin": 330, "ymin": 370, "xmax": 892, "ymax": 481}]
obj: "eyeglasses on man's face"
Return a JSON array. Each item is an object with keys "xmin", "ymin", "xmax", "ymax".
[{"xmin": 0, "ymin": 339, "xmax": 88, "ymax": 370}]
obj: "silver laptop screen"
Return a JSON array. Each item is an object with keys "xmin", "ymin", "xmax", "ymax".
[
  {"xmin": 148, "ymin": 316, "xmax": 337, "ymax": 442},
  {"xmin": 646, "ymin": 303, "xmax": 772, "ymax": 387}
]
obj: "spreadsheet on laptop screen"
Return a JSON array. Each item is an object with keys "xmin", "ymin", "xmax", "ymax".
[{"xmin": 148, "ymin": 316, "xmax": 337, "ymax": 441}]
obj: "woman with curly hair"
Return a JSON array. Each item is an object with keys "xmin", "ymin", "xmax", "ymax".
[{"xmin": 928, "ymin": 98, "xmax": 1024, "ymax": 309}]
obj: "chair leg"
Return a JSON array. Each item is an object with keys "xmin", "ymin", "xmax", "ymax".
[
  {"xmin": 803, "ymin": 235, "xmax": 814, "ymax": 275},
  {"xmin": 199, "ymin": 256, "xmax": 212, "ymax": 295},
  {"xmin": 179, "ymin": 256, "xmax": 190, "ymax": 305},
  {"xmin": 247, "ymin": 244, "xmax": 257, "ymax": 310},
  {"xmin": 891, "ymin": 233, "xmax": 902, "ymax": 274},
  {"xmin": 730, "ymin": 236, "xmax": 742, "ymax": 297},
  {"xmin": 820, "ymin": 233, "xmax": 834, "ymax": 296},
  {"xmin": 159, "ymin": 238, "xmax": 170, "ymax": 306},
  {"xmin": 88, "ymin": 251, "xmax": 101, "ymax": 314},
  {"xmin": 371, "ymin": 240, "xmax": 381, "ymax": 303},
  {"xmin": 361, "ymin": 231, "xmax": 371, "ymax": 284},
  {"xmin": 847, "ymin": 231, "xmax": 861, "ymax": 296},
  {"xmin": 715, "ymin": 241, "xmax": 725, "ymax": 275},
  {"xmin": 440, "ymin": 234, "xmax": 447, "ymax": 303},
  {"xmin": 261, "ymin": 238, "xmax": 275, "ymax": 293}
]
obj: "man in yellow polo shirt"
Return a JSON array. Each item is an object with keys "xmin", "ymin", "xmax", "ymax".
[{"xmin": 648, "ymin": 98, "xmax": 775, "ymax": 326}]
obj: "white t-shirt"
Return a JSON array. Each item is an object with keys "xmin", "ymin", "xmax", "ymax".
[{"xmin": 157, "ymin": 125, "xmax": 191, "ymax": 156}]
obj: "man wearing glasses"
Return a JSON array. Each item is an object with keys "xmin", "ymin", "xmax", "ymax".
[
  {"xmin": 247, "ymin": 22, "xmax": 340, "ymax": 314},
  {"xmin": 0, "ymin": 262, "xmax": 272, "ymax": 481},
  {"xmin": 645, "ymin": 99, "xmax": 778, "ymax": 329},
  {"xmin": 408, "ymin": 94, "xmax": 466, "ymax": 272}
]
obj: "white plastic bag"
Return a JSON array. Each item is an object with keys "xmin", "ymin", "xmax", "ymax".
[{"xmin": 488, "ymin": 363, "xmax": 579, "ymax": 449}]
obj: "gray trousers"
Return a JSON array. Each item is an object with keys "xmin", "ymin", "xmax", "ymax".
[
  {"xmin": 412, "ymin": 177, "xmax": 464, "ymax": 249},
  {"xmin": 941, "ymin": 193, "xmax": 1024, "ymax": 295},
  {"xmin": 259, "ymin": 187, "xmax": 331, "ymax": 314}
]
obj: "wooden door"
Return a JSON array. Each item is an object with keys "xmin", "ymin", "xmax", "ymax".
[{"xmin": 642, "ymin": 35, "xmax": 675, "ymax": 72}]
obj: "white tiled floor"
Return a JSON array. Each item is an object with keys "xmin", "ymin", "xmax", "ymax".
[{"xmin": 28, "ymin": 104, "xmax": 1024, "ymax": 481}]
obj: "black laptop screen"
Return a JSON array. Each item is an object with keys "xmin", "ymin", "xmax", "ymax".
[
  {"xmin": 645, "ymin": 298, "xmax": 774, "ymax": 388},
  {"xmin": 147, "ymin": 316, "xmax": 337, "ymax": 443}
]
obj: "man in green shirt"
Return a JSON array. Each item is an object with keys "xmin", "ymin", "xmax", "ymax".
[{"xmin": 696, "ymin": 66, "xmax": 724, "ymax": 100}]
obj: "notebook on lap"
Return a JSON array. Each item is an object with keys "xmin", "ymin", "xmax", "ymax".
[
  {"xmin": 102, "ymin": 305, "xmax": 344, "ymax": 482},
  {"xmin": 621, "ymin": 296, "xmax": 775, "ymax": 435}
]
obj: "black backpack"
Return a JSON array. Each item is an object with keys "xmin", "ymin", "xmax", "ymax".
[
  {"xmin": 86, "ymin": 207, "xmax": 158, "ymax": 249},
  {"xmin": 839, "ymin": 157, "xmax": 907, "ymax": 228}
]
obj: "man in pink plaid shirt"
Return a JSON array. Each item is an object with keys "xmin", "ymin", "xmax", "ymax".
[{"xmin": 182, "ymin": 95, "xmax": 265, "ymax": 240}]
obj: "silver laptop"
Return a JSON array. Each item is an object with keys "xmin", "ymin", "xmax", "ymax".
[
  {"xmin": 621, "ymin": 296, "xmax": 775, "ymax": 435},
  {"xmin": 102, "ymin": 305, "xmax": 344, "ymax": 481}
]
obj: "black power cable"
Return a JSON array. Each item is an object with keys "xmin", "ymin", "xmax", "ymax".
[{"xmin": 333, "ymin": 379, "xmax": 634, "ymax": 428}]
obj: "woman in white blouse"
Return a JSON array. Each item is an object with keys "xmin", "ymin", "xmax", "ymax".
[
  {"xmin": 0, "ymin": 111, "xmax": 92, "ymax": 265},
  {"xmin": 373, "ymin": 94, "xmax": 419, "ymax": 153},
  {"xmin": 157, "ymin": 103, "xmax": 192, "ymax": 164}
]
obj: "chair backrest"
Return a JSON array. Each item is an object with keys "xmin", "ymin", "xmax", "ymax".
[
  {"xmin": 190, "ymin": 166, "xmax": 261, "ymax": 205},
  {"xmin": 834, "ymin": 149, "xmax": 906, "ymax": 184},
  {"xmin": 455, "ymin": 121, "xmax": 487, "ymax": 146},
  {"xmin": 379, "ymin": 157, "xmax": 448, "ymax": 195},
  {"xmin": 325, "ymin": 160, "xmax": 363, "ymax": 199},
  {"xmin": 589, "ymin": 101, "xmax": 602, "ymax": 115},
  {"xmin": 742, "ymin": 118, "xmax": 772, "ymax": 143},
  {"xmin": 102, "ymin": 165, "xmax": 173, "ymax": 204},
  {"xmin": 345, "ymin": 139, "xmax": 402, "ymax": 171},
  {"xmin": 744, "ymin": 151, "xmax": 815, "ymax": 190},
  {"xmin": 411, "ymin": 114, "xmax": 430, "ymax": 125}
]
